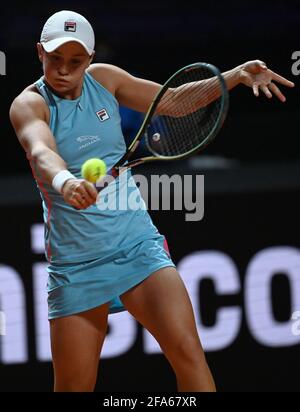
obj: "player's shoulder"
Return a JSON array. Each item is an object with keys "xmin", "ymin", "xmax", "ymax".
[
  {"xmin": 11, "ymin": 84, "xmax": 46, "ymax": 110},
  {"xmin": 10, "ymin": 84, "xmax": 48, "ymax": 121},
  {"xmin": 87, "ymin": 63, "xmax": 130, "ymax": 94},
  {"xmin": 87, "ymin": 63, "xmax": 126, "ymax": 78}
]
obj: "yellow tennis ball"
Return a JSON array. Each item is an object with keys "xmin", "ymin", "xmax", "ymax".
[{"xmin": 81, "ymin": 158, "xmax": 107, "ymax": 183}]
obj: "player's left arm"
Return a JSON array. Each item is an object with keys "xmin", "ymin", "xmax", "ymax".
[
  {"xmin": 170, "ymin": 60, "xmax": 295, "ymax": 108},
  {"xmin": 88, "ymin": 61, "xmax": 294, "ymax": 116},
  {"xmin": 169, "ymin": 61, "xmax": 295, "ymax": 115}
]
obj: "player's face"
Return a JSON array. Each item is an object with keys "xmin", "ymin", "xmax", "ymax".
[{"xmin": 37, "ymin": 41, "xmax": 93, "ymax": 98}]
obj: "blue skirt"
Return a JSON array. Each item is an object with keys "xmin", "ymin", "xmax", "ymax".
[{"xmin": 46, "ymin": 235, "xmax": 175, "ymax": 319}]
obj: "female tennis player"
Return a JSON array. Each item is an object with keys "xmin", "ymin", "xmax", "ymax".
[{"xmin": 10, "ymin": 11, "xmax": 294, "ymax": 392}]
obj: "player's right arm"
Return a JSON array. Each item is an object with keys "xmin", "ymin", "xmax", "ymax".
[{"xmin": 9, "ymin": 91, "xmax": 97, "ymax": 209}]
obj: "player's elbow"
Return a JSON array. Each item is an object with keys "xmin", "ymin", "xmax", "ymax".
[
  {"xmin": 156, "ymin": 88, "xmax": 197, "ymax": 117},
  {"xmin": 156, "ymin": 88, "xmax": 177, "ymax": 116}
]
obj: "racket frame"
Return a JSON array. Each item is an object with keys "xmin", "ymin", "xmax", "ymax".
[{"xmin": 111, "ymin": 62, "xmax": 229, "ymax": 174}]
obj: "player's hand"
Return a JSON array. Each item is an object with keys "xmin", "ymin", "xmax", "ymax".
[
  {"xmin": 239, "ymin": 60, "xmax": 295, "ymax": 102},
  {"xmin": 62, "ymin": 178, "xmax": 98, "ymax": 209}
]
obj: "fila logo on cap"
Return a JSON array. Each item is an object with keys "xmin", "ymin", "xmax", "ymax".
[
  {"xmin": 64, "ymin": 20, "xmax": 76, "ymax": 32},
  {"xmin": 96, "ymin": 108, "xmax": 110, "ymax": 122}
]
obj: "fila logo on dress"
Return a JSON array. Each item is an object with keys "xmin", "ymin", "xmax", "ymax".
[{"xmin": 96, "ymin": 108, "xmax": 110, "ymax": 122}]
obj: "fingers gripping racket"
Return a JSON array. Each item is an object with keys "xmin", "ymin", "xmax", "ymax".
[{"xmin": 97, "ymin": 62, "xmax": 229, "ymax": 190}]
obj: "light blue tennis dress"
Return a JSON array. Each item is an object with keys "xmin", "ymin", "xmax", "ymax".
[{"xmin": 34, "ymin": 71, "xmax": 175, "ymax": 319}]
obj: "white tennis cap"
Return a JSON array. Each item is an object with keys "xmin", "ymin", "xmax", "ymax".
[{"xmin": 40, "ymin": 10, "xmax": 95, "ymax": 55}]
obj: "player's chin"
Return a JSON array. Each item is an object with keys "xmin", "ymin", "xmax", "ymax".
[{"xmin": 53, "ymin": 80, "xmax": 72, "ymax": 89}]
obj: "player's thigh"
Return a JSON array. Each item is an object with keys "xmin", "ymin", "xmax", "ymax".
[
  {"xmin": 50, "ymin": 303, "xmax": 110, "ymax": 382},
  {"xmin": 120, "ymin": 267, "xmax": 202, "ymax": 356}
]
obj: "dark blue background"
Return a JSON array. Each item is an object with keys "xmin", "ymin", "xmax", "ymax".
[{"xmin": 0, "ymin": 1, "xmax": 299, "ymax": 393}]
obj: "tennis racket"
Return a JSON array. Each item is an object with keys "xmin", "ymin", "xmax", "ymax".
[{"xmin": 96, "ymin": 62, "xmax": 229, "ymax": 190}]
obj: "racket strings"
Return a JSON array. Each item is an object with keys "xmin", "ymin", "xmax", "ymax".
[
  {"xmin": 175, "ymin": 80, "xmax": 221, "ymax": 146},
  {"xmin": 146, "ymin": 67, "xmax": 224, "ymax": 157}
]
